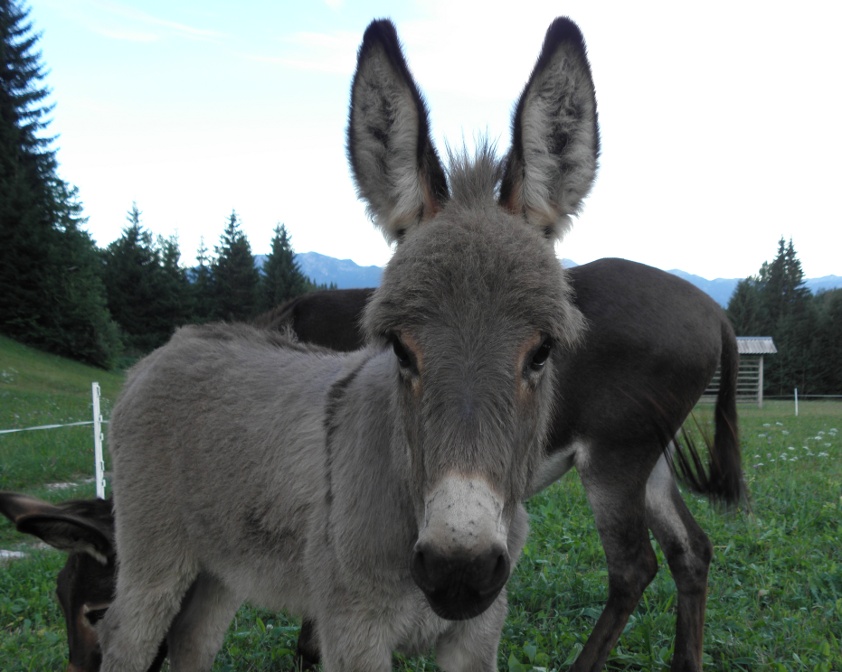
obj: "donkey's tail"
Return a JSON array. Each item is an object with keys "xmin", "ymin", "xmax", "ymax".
[{"xmin": 672, "ymin": 318, "xmax": 748, "ymax": 509}]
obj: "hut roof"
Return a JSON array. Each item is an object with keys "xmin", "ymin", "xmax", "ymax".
[{"xmin": 736, "ymin": 336, "xmax": 777, "ymax": 355}]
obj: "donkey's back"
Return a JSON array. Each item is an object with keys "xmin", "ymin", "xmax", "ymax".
[{"xmin": 109, "ymin": 324, "xmax": 359, "ymax": 612}]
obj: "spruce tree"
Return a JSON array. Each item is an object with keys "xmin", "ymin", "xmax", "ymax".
[
  {"xmin": 212, "ymin": 210, "xmax": 259, "ymax": 321},
  {"xmin": 259, "ymin": 223, "xmax": 308, "ymax": 312},
  {"xmin": 1, "ymin": 0, "xmax": 58, "ymax": 335},
  {"xmin": 39, "ymin": 183, "xmax": 121, "ymax": 366},
  {"xmin": 101, "ymin": 204, "xmax": 176, "ymax": 355},
  {"xmin": 191, "ymin": 236, "xmax": 215, "ymax": 322},
  {"xmin": 813, "ymin": 290, "xmax": 842, "ymax": 393},
  {"xmin": 726, "ymin": 278, "xmax": 766, "ymax": 337},
  {"xmin": 155, "ymin": 233, "xmax": 191, "ymax": 334},
  {"xmin": 762, "ymin": 239, "xmax": 816, "ymax": 394},
  {"xmin": 0, "ymin": 0, "xmax": 118, "ymax": 366},
  {"xmin": 728, "ymin": 238, "xmax": 818, "ymax": 395}
]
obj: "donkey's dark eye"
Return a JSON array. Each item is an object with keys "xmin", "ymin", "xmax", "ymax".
[
  {"xmin": 529, "ymin": 337, "xmax": 554, "ymax": 371},
  {"xmin": 85, "ymin": 607, "xmax": 108, "ymax": 625},
  {"xmin": 391, "ymin": 336, "xmax": 412, "ymax": 369}
]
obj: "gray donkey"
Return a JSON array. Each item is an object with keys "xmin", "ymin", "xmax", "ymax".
[{"xmin": 98, "ymin": 17, "xmax": 596, "ymax": 672}]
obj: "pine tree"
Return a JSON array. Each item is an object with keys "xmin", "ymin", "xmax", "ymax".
[
  {"xmin": 0, "ymin": 0, "xmax": 118, "ymax": 366},
  {"xmin": 191, "ymin": 236, "xmax": 215, "ymax": 322},
  {"xmin": 813, "ymin": 290, "xmax": 842, "ymax": 393},
  {"xmin": 726, "ymin": 277, "xmax": 766, "ymax": 337},
  {"xmin": 38, "ymin": 183, "xmax": 121, "ymax": 367},
  {"xmin": 212, "ymin": 210, "xmax": 259, "ymax": 321},
  {"xmin": 155, "ymin": 233, "xmax": 191, "ymax": 334},
  {"xmin": 763, "ymin": 239, "xmax": 816, "ymax": 394},
  {"xmin": 1, "ymin": 0, "xmax": 56, "ymax": 337},
  {"xmin": 101, "ymin": 206, "xmax": 193, "ymax": 356},
  {"xmin": 259, "ymin": 223, "xmax": 308, "ymax": 312},
  {"xmin": 728, "ymin": 238, "xmax": 818, "ymax": 395}
]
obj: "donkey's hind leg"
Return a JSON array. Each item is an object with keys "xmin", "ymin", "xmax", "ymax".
[
  {"xmin": 645, "ymin": 453, "xmax": 713, "ymax": 672},
  {"xmin": 166, "ymin": 572, "xmax": 242, "ymax": 672},
  {"xmin": 573, "ymin": 450, "xmax": 659, "ymax": 671}
]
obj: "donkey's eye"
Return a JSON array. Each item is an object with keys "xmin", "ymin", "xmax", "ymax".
[
  {"xmin": 84, "ymin": 607, "xmax": 108, "ymax": 625},
  {"xmin": 529, "ymin": 337, "xmax": 554, "ymax": 371},
  {"xmin": 391, "ymin": 336, "xmax": 413, "ymax": 369}
]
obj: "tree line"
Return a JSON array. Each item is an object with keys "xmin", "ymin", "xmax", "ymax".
[
  {"xmin": 102, "ymin": 204, "xmax": 326, "ymax": 359},
  {"xmin": 1, "ymin": 1, "xmax": 326, "ymax": 368},
  {"xmin": 3, "ymin": 1, "xmax": 840, "ymax": 390},
  {"xmin": 727, "ymin": 238, "xmax": 842, "ymax": 396}
]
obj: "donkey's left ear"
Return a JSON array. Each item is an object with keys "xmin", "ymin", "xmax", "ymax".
[
  {"xmin": 500, "ymin": 18, "xmax": 600, "ymax": 241},
  {"xmin": 347, "ymin": 20, "xmax": 448, "ymax": 244}
]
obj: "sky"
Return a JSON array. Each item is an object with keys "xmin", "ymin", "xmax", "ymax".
[{"xmin": 26, "ymin": 0, "xmax": 842, "ymax": 280}]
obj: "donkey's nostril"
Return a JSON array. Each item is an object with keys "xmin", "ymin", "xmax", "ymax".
[
  {"xmin": 410, "ymin": 545, "xmax": 438, "ymax": 593},
  {"xmin": 483, "ymin": 548, "xmax": 510, "ymax": 597},
  {"xmin": 410, "ymin": 540, "xmax": 511, "ymax": 619}
]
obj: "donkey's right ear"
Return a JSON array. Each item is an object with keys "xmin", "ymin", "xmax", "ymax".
[{"xmin": 347, "ymin": 20, "xmax": 448, "ymax": 244}]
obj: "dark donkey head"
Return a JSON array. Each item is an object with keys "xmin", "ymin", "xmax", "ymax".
[
  {"xmin": 348, "ymin": 18, "xmax": 596, "ymax": 618},
  {"xmin": 0, "ymin": 493, "xmax": 167, "ymax": 672}
]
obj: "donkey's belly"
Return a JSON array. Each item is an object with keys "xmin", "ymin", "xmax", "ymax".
[{"xmin": 526, "ymin": 439, "xmax": 583, "ymax": 497}]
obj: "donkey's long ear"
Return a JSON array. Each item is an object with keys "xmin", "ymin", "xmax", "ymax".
[
  {"xmin": 500, "ymin": 18, "xmax": 599, "ymax": 241},
  {"xmin": 347, "ymin": 20, "xmax": 448, "ymax": 243},
  {"xmin": 0, "ymin": 492, "xmax": 115, "ymax": 563}
]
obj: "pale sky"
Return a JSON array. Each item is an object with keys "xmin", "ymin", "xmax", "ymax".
[{"xmin": 27, "ymin": 0, "xmax": 842, "ymax": 280}]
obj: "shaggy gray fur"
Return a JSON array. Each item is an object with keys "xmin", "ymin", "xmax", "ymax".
[{"xmin": 98, "ymin": 16, "xmax": 596, "ymax": 672}]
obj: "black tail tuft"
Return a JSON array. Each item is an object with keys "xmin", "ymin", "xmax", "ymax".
[{"xmin": 672, "ymin": 320, "xmax": 749, "ymax": 510}]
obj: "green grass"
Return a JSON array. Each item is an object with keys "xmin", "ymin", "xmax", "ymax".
[
  {"xmin": 1, "ymin": 337, "xmax": 840, "ymax": 670},
  {"xmin": 500, "ymin": 402, "xmax": 841, "ymax": 671},
  {"xmin": 0, "ymin": 335, "xmax": 123, "ymax": 498}
]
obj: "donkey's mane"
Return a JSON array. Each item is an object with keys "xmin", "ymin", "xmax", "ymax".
[
  {"xmin": 174, "ymin": 322, "xmax": 327, "ymax": 355},
  {"xmin": 444, "ymin": 140, "xmax": 503, "ymax": 208}
]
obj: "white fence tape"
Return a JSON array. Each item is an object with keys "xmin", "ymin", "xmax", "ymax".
[
  {"xmin": 0, "ymin": 382, "xmax": 108, "ymax": 498},
  {"xmin": 0, "ymin": 420, "xmax": 97, "ymax": 435}
]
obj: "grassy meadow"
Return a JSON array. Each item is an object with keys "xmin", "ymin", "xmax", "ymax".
[{"xmin": 0, "ymin": 336, "xmax": 840, "ymax": 671}]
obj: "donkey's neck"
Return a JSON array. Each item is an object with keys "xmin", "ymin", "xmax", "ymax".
[{"xmin": 317, "ymin": 347, "xmax": 419, "ymax": 580}]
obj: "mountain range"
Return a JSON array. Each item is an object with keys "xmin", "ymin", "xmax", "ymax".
[{"xmin": 290, "ymin": 251, "xmax": 841, "ymax": 307}]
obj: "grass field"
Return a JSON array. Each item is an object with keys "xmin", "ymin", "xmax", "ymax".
[{"xmin": 1, "ymin": 336, "xmax": 840, "ymax": 671}]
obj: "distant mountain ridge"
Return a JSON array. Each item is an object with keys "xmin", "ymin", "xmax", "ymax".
[
  {"xmin": 280, "ymin": 252, "xmax": 841, "ymax": 307},
  {"xmin": 295, "ymin": 251, "xmax": 383, "ymax": 288},
  {"xmin": 667, "ymin": 269, "xmax": 842, "ymax": 306}
]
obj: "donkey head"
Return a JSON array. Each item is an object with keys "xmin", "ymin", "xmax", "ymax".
[
  {"xmin": 0, "ymin": 492, "xmax": 116, "ymax": 672},
  {"xmin": 350, "ymin": 19, "xmax": 598, "ymax": 620}
]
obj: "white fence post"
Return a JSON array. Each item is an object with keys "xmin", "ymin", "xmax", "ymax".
[
  {"xmin": 794, "ymin": 387, "xmax": 799, "ymax": 417},
  {"xmin": 92, "ymin": 382, "xmax": 106, "ymax": 499}
]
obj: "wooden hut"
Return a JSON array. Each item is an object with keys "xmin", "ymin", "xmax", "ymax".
[{"xmin": 703, "ymin": 336, "xmax": 777, "ymax": 407}]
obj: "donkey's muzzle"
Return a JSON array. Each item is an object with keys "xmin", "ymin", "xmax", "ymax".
[{"xmin": 411, "ymin": 540, "xmax": 510, "ymax": 620}]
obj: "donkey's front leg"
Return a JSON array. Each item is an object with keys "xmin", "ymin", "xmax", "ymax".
[
  {"xmin": 316, "ymin": 611, "xmax": 392, "ymax": 672},
  {"xmin": 296, "ymin": 618, "xmax": 321, "ymax": 670},
  {"xmin": 435, "ymin": 593, "xmax": 508, "ymax": 672},
  {"xmin": 574, "ymin": 460, "xmax": 659, "ymax": 671}
]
